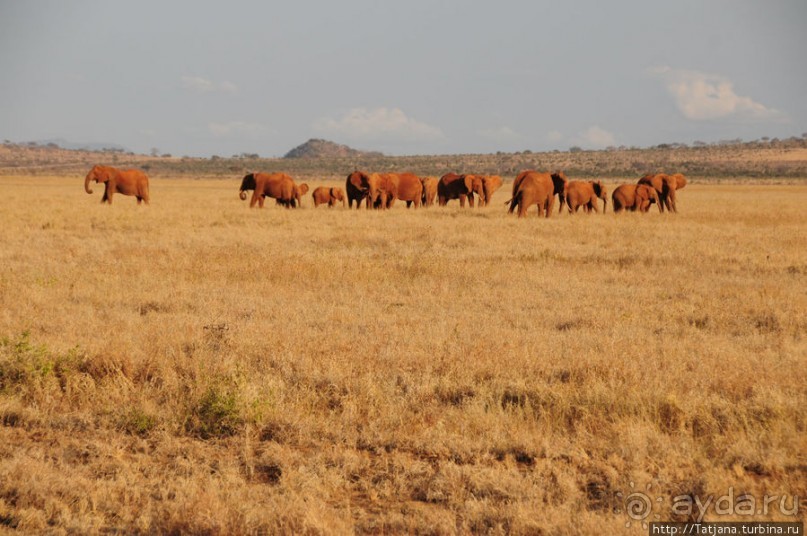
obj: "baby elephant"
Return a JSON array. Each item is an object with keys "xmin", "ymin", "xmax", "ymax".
[
  {"xmin": 565, "ymin": 180, "xmax": 608, "ymax": 213},
  {"xmin": 312, "ymin": 186, "xmax": 346, "ymax": 208}
]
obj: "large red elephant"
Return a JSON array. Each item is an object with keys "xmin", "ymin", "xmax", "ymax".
[
  {"xmin": 420, "ymin": 176, "xmax": 438, "ymax": 206},
  {"xmin": 473, "ymin": 175, "xmax": 503, "ymax": 206},
  {"xmin": 394, "ymin": 173, "xmax": 423, "ymax": 208},
  {"xmin": 637, "ymin": 173, "xmax": 687, "ymax": 213},
  {"xmin": 507, "ymin": 171, "xmax": 563, "ymax": 218},
  {"xmin": 84, "ymin": 164, "xmax": 150, "ymax": 205},
  {"xmin": 508, "ymin": 170, "xmax": 568, "ymax": 214},
  {"xmin": 346, "ymin": 170, "xmax": 371, "ymax": 209},
  {"xmin": 239, "ymin": 172, "xmax": 296, "ymax": 208},
  {"xmin": 564, "ymin": 180, "xmax": 608, "ymax": 213},
  {"xmin": 367, "ymin": 173, "xmax": 399, "ymax": 209},
  {"xmin": 437, "ymin": 173, "xmax": 484, "ymax": 207},
  {"xmin": 612, "ymin": 184, "xmax": 660, "ymax": 213}
]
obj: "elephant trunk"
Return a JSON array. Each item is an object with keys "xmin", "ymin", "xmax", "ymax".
[
  {"xmin": 84, "ymin": 174, "xmax": 94, "ymax": 194},
  {"xmin": 239, "ymin": 190, "xmax": 247, "ymax": 201},
  {"xmin": 602, "ymin": 197, "xmax": 607, "ymax": 214}
]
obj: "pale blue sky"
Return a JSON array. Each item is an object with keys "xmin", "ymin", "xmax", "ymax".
[{"xmin": 1, "ymin": 0, "xmax": 805, "ymax": 156}]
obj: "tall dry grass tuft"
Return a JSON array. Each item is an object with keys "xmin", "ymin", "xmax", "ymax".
[{"xmin": 0, "ymin": 176, "xmax": 805, "ymax": 533}]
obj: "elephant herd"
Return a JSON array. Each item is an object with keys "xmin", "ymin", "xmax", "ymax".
[{"xmin": 83, "ymin": 165, "xmax": 687, "ymax": 216}]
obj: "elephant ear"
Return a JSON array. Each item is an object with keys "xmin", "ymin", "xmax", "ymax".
[
  {"xmin": 592, "ymin": 181, "xmax": 603, "ymax": 197},
  {"xmin": 101, "ymin": 166, "xmax": 116, "ymax": 182},
  {"xmin": 463, "ymin": 175, "xmax": 475, "ymax": 193},
  {"xmin": 551, "ymin": 172, "xmax": 567, "ymax": 194}
]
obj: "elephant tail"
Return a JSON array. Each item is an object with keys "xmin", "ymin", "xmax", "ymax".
[{"xmin": 505, "ymin": 191, "xmax": 522, "ymax": 214}]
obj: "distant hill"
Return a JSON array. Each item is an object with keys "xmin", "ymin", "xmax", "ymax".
[
  {"xmin": 3, "ymin": 136, "xmax": 807, "ymax": 179},
  {"xmin": 283, "ymin": 139, "xmax": 383, "ymax": 159}
]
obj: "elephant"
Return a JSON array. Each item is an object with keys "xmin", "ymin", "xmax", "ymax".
[
  {"xmin": 564, "ymin": 180, "xmax": 608, "ymax": 213},
  {"xmin": 367, "ymin": 173, "xmax": 399, "ymax": 209},
  {"xmin": 84, "ymin": 164, "xmax": 150, "ymax": 205},
  {"xmin": 473, "ymin": 175, "xmax": 503, "ymax": 207},
  {"xmin": 293, "ymin": 183, "xmax": 309, "ymax": 207},
  {"xmin": 507, "ymin": 171, "xmax": 561, "ymax": 218},
  {"xmin": 395, "ymin": 172, "xmax": 423, "ymax": 208},
  {"xmin": 239, "ymin": 172, "xmax": 296, "ymax": 208},
  {"xmin": 637, "ymin": 173, "xmax": 687, "ymax": 213},
  {"xmin": 346, "ymin": 170, "xmax": 371, "ymax": 209},
  {"xmin": 507, "ymin": 170, "xmax": 568, "ymax": 215},
  {"xmin": 312, "ymin": 186, "xmax": 346, "ymax": 207},
  {"xmin": 437, "ymin": 173, "xmax": 484, "ymax": 207},
  {"xmin": 612, "ymin": 183, "xmax": 660, "ymax": 213},
  {"xmin": 420, "ymin": 176, "xmax": 438, "ymax": 206},
  {"xmin": 275, "ymin": 182, "xmax": 309, "ymax": 208}
]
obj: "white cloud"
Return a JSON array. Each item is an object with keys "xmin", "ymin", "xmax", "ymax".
[
  {"xmin": 181, "ymin": 76, "xmax": 238, "ymax": 95},
  {"xmin": 574, "ymin": 125, "xmax": 616, "ymax": 148},
  {"xmin": 650, "ymin": 66, "xmax": 782, "ymax": 121},
  {"xmin": 218, "ymin": 81, "xmax": 238, "ymax": 95},
  {"xmin": 313, "ymin": 107, "xmax": 444, "ymax": 143},
  {"xmin": 477, "ymin": 126, "xmax": 521, "ymax": 143},
  {"xmin": 208, "ymin": 121, "xmax": 267, "ymax": 137}
]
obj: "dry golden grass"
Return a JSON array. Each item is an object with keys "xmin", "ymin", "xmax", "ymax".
[{"xmin": 0, "ymin": 175, "xmax": 805, "ymax": 534}]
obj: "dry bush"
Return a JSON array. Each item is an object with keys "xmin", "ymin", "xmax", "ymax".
[{"xmin": 0, "ymin": 175, "xmax": 805, "ymax": 533}]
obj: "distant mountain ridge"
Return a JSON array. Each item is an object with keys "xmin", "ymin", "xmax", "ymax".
[
  {"xmin": 35, "ymin": 138, "xmax": 128, "ymax": 152},
  {"xmin": 283, "ymin": 139, "xmax": 383, "ymax": 159}
]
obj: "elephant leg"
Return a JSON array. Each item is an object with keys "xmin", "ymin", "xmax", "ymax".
[
  {"xmin": 546, "ymin": 197, "xmax": 555, "ymax": 218},
  {"xmin": 406, "ymin": 200, "xmax": 412, "ymax": 208},
  {"xmin": 468, "ymin": 194, "xmax": 475, "ymax": 208},
  {"xmin": 459, "ymin": 195, "xmax": 466, "ymax": 208}
]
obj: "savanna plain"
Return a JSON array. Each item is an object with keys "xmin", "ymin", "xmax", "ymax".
[{"xmin": 0, "ymin": 175, "xmax": 805, "ymax": 534}]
